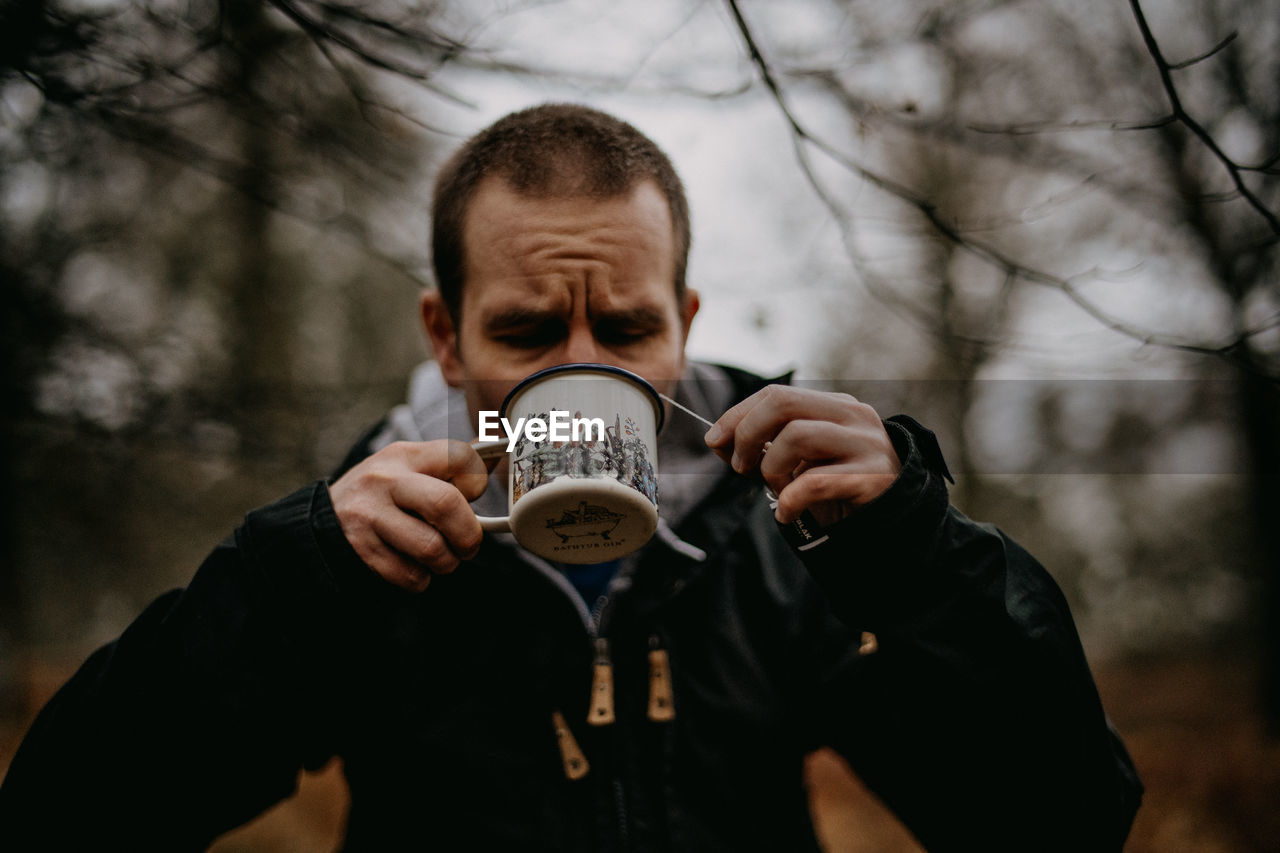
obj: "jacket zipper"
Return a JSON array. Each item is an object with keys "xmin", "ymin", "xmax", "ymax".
[
  {"xmin": 544, "ymin": 572, "xmax": 683, "ymax": 848},
  {"xmin": 541, "ymin": 582, "xmax": 631, "ymax": 847},
  {"xmin": 590, "ymin": 593, "xmax": 631, "ymax": 850}
]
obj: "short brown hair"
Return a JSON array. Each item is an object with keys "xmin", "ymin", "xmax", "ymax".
[{"xmin": 430, "ymin": 103, "xmax": 691, "ymax": 321}]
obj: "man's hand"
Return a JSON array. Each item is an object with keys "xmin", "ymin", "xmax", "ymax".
[
  {"xmin": 704, "ymin": 386, "xmax": 901, "ymax": 527},
  {"xmin": 329, "ymin": 440, "xmax": 490, "ymax": 592}
]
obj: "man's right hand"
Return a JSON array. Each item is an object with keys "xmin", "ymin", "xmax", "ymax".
[{"xmin": 329, "ymin": 440, "xmax": 490, "ymax": 592}]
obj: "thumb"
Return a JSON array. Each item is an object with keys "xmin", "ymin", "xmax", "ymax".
[{"xmin": 443, "ymin": 438, "xmax": 492, "ymax": 501}]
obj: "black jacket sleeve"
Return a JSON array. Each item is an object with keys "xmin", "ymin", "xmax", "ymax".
[
  {"xmin": 795, "ymin": 416, "xmax": 1143, "ymax": 852},
  {"xmin": 0, "ymin": 481, "xmax": 387, "ymax": 850}
]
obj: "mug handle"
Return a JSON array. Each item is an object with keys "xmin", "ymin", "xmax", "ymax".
[
  {"xmin": 476, "ymin": 515, "xmax": 511, "ymax": 532},
  {"xmin": 469, "ymin": 438, "xmax": 511, "ymax": 533}
]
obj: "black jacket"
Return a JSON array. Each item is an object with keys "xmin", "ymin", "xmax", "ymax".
[{"xmin": 0, "ymin": 368, "xmax": 1142, "ymax": 850}]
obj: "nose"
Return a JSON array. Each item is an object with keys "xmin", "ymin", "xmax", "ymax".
[{"xmin": 563, "ymin": 321, "xmax": 601, "ymax": 364}]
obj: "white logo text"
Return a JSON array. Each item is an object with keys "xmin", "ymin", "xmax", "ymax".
[{"xmin": 478, "ymin": 410, "xmax": 606, "ymax": 452}]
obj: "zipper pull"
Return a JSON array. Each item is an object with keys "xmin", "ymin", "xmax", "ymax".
[
  {"xmin": 647, "ymin": 635, "xmax": 676, "ymax": 722},
  {"xmin": 588, "ymin": 637, "xmax": 616, "ymax": 726},
  {"xmin": 552, "ymin": 710, "xmax": 590, "ymax": 780}
]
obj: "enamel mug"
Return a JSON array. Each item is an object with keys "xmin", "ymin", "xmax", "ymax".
[{"xmin": 473, "ymin": 363, "xmax": 663, "ymax": 563}]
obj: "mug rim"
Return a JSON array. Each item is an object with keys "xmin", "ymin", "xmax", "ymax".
[{"xmin": 499, "ymin": 362, "xmax": 666, "ymax": 433}]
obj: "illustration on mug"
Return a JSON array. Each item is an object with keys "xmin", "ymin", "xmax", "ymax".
[
  {"xmin": 510, "ymin": 411, "xmax": 657, "ymax": 507},
  {"xmin": 546, "ymin": 502, "xmax": 625, "ymax": 542}
]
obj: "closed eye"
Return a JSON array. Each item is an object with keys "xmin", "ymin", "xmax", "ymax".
[
  {"xmin": 595, "ymin": 326, "xmax": 651, "ymax": 345},
  {"xmin": 492, "ymin": 320, "xmax": 567, "ymax": 349},
  {"xmin": 594, "ymin": 312, "xmax": 667, "ymax": 346}
]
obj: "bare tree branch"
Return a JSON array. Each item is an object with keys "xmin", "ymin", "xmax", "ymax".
[
  {"xmin": 296, "ymin": 16, "xmax": 462, "ymax": 137},
  {"xmin": 789, "ymin": 66, "xmax": 1205, "ymax": 235},
  {"xmin": 1167, "ymin": 30, "xmax": 1237, "ymax": 70},
  {"xmin": 967, "ymin": 115, "xmax": 1177, "ymax": 135},
  {"xmin": 79, "ymin": 104, "xmax": 433, "ymax": 290},
  {"xmin": 1128, "ymin": 0, "xmax": 1280, "ymax": 236},
  {"xmin": 266, "ymin": 0, "xmax": 475, "ymax": 107},
  {"xmin": 724, "ymin": 0, "xmax": 1278, "ymax": 379}
]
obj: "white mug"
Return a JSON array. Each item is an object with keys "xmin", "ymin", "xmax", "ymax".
[{"xmin": 473, "ymin": 363, "xmax": 664, "ymax": 564}]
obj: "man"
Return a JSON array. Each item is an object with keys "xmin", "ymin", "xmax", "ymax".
[{"xmin": 1, "ymin": 104, "xmax": 1142, "ymax": 850}]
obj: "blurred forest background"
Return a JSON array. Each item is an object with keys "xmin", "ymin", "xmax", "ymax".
[{"xmin": 2, "ymin": 0, "xmax": 1279, "ymax": 850}]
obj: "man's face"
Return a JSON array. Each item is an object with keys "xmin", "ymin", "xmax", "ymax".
[{"xmin": 422, "ymin": 177, "xmax": 699, "ymax": 426}]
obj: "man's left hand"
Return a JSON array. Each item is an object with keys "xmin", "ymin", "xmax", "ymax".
[{"xmin": 704, "ymin": 386, "xmax": 901, "ymax": 527}]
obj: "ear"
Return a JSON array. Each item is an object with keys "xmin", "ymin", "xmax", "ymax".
[
  {"xmin": 420, "ymin": 291, "xmax": 466, "ymax": 387},
  {"xmin": 679, "ymin": 288, "xmax": 700, "ymax": 344}
]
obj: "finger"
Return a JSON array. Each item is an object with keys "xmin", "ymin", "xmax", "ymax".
[
  {"xmin": 347, "ymin": 533, "xmax": 434, "ymax": 593},
  {"xmin": 389, "ymin": 476, "xmax": 483, "ymax": 562},
  {"xmin": 758, "ymin": 420, "xmax": 848, "ymax": 494},
  {"xmin": 371, "ymin": 509, "xmax": 465, "ymax": 574},
  {"xmin": 773, "ymin": 462, "xmax": 899, "ymax": 523},
  {"xmin": 729, "ymin": 387, "xmax": 861, "ymax": 475},
  {"xmin": 383, "ymin": 440, "xmax": 491, "ymax": 501},
  {"xmin": 441, "ymin": 439, "xmax": 491, "ymax": 500},
  {"xmin": 469, "ymin": 439, "xmax": 507, "ymax": 475},
  {"xmin": 704, "ymin": 385, "xmax": 798, "ymax": 453},
  {"xmin": 379, "ymin": 549, "xmax": 435, "ymax": 593},
  {"xmin": 703, "ymin": 391, "xmax": 763, "ymax": 452}
]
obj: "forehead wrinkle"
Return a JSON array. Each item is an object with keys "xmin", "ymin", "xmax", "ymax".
[
  {"xmin": 470, "ymin": 274, "xmax": 570, "ymax": 323},
  {"xmin": 463, "ymin": 181, "xmax": 678, "ymax": 330},
  {"xmin": 497, "ymin": 234, "xmax": 613, "ymax": 308},
  {"xmin": 505, "ymin": 201, "xmax": 653, "ymax": 249},
  {"xmin": 500, "ymin": 238, "xmax": 655, "ymax": 320}
]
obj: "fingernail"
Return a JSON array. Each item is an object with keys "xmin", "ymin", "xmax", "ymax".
[
  {"xmin": 730, "ymin": 451, "xmax": 743, "ymax": 473},
  {"xmin": 704, "ymin": 424, "xmax": 723, "ymax": 445}
]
